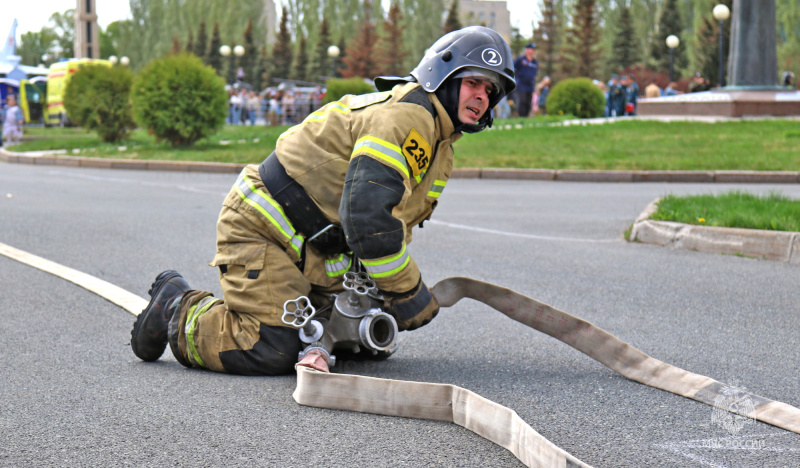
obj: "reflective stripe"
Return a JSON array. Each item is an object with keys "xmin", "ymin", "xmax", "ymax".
[
  {"xmin": 185, "ymin": 296, "xmax": 221, "ymax": 368},
  {"xmin": 352, "ymin": 136, "xmax": 409, "ymax": 179},
  {"xmin": 427, "ymin": 179, "xmax": 446, "ymax": 198},
  {"xmin": 361, "ymin": 243, "xmax": 410, "ymax": 278},
  {"xmin": 278, "ymin": 101, "xmax": 350, "ymax": 140},
  {"xmin": 325, "ymin": 253, "xmax": 352, "ymax": 277},
  {"xmin": 234, "ymin": 169, "xmax": 304, "ymax": 256}
]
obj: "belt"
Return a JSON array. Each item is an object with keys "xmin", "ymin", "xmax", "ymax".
[{"xmin": 259, "ymin": 152, "xmax": 349, "ymax": 255}]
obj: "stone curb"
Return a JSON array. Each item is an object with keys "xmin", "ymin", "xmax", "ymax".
[
  {"xmin": 2, "ymin": 147, "xmax": 799, "ymax": 183},
  {"xmin": 629, "ymin": 198, "xmax": 800, "ymax": 265}
]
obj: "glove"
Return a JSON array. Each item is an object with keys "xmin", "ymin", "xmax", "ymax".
[{"xmin": 383, "ymin": 279, "xmax": 439, "ymax": 331}]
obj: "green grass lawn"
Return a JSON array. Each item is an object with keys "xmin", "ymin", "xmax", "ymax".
[
  {"xmin": 650, "ymin": 191, "xmax": 800, "ymax": 232},
  {"xmin": 15, "ymin": 118, "xmax": 800, "ymax": 171}
]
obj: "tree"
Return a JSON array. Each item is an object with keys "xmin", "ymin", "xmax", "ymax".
[
  {"xmin": 398, "ymin": 0, "xmax": 446, "ymax": 72},
  {"xmin": 310, "ymin": 18, "xmax": 333, "ymax": 81},
  {"xmin": 536, "ymin": 0, "xmax": 561, "ymax": 80},
  {"xmin": 271, "ymin": 7, "xmax": 293, "ymax": 80},
  {"xmin": 559, "ymin": 0, "xmax": 603, "ymax": 79},
  {"xmin": 374, "ymin": 2, "xmax": 409, "ymax": 77},
  {"xmin": 611, "ymin": 5, "xmax": 640, "ymax": 71},
  {"xmin": 777, "ymin": 0, "xmax": 800, "ymax": 83},
  {"xmin": 206, "ymin": 22, "xmax": 224, "ymax": 75},
  {"xmin": 510, "ymin": 27, "xmax": 528, "ymax": 58},
  {"xmin": 291, "ymin": 35, "xmax": 309, "ymax": 82},
  {"xmin": 341, "ymin": 0, "xmax": 378, "ymax": 78},
  {"xmin": 18, "ymin": 28, "xmax": 57, "ymax": 66},
  {"xmin": 48, "ymin": 9, "xmax": 75, "ymax": 59},
  {"xmin": 185, "ymin": 30, "xmax": 194, "ymax": 54},
  {"xmin": 194, "ymin": 21, "xmax": 208, "ymax": 58},
  {"xmin": 253, "ymin": 45, "xmax": 270, "ymax": 90},
  {"xmin": 443, "ymin": 0, "xmax": 462, "ymax": 34},
  {"xmin": 651, "ymin": 0, "xmax": 687, "ymax": 75},
  {"xmin": 691, "ymin": 0, "xmax": 732, "ymax": 87},
  {"xmin": 240, "ymin": 20, "xmax": 258, "ymax": 84}
]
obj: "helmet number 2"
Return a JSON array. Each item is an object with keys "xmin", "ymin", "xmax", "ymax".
[{"xmin": 481, "ymin": 48, "xmax": 502, "ymax": 66}]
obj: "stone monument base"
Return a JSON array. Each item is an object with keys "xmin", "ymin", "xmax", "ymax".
[{"xmin": 638, "ymin": 88, "xmax": 800, "ymax": 117}]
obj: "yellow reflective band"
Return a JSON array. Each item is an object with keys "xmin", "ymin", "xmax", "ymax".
[
  {"xmin": 352, "ymin": 136, "xmax": 409, "ymax": 179},
  {"xmin": 361, "ymin": 244, "xmax": 410, "ymax": 278},
  {"xmin": 234, "ymin": 170, "xmax": 304, "ymax": 257},
  {"xmin": 325, "ymin": 253, "xmax": 352, "ymax": 277},
  {"xmin": 427, "ymin": 179, "xmax": 446, "ymax": 198},
  {"xmin": 185, "ymin": 296, "xmax": 220, "ymax": 368}
]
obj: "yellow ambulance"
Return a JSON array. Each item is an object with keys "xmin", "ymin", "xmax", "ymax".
[{"xmin": 45, "ymin": 58, "xmax": 111, "ymax": 126}]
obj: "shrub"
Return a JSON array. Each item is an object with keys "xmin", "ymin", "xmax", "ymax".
[
  {"xmin": 322, "ymin": 78, "xmax": 376, "ymax": 105},
  {"xmin": 131, "ymin": 53, "xmax": 227, "ymax": 146},
  {"xmin": 546, "ymin": 78, "xmax": 606, "ymax": 119},
  {"xmin": 63, "ymin": 64, "xmax": 136, "ymax": 142}
]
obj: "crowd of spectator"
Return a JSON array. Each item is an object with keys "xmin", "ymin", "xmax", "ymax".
[{"xmin": 225, "ymin": 82, "xmax": 325, "ymax": 126}]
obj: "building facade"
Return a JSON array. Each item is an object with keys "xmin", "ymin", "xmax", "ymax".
[
  {"xmin": 74, "ymin": 0, "xmax": 100, "ymax": 59},
  {"xmin": 459, "ymin": 0, "xmax": 511, "ymax": 43}
]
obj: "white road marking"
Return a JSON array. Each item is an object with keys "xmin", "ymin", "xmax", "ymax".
[{"xmin": 429, "ymin": 219, "xmax": 619, "ymax": 243}]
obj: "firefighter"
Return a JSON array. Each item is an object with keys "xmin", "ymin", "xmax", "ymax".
[{"xmin": 130, "ymin": 26, "xmax": 517, "ymax": 376}]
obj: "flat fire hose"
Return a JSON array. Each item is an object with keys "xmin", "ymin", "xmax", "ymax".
[
  {"xmin": 2, "ymin": 242, "xmax": 796, "ymax": 467},
  {"xmin": 294, "ymin": 277, "xmax": 800, "ymax": 467}
]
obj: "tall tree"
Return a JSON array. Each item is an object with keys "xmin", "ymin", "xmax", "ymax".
[
  {"xmin": 398, "ymin": 0, "xmax": 445, "ymax": 72},
  {"xmin": 193, "ymin": 21, "xmax": 207, "ymax": 58},
  {"xmin": 48, "ymin": 9, "xmax": 75, "ymax": 59},
  {"xmin": 185, "ymin": 30, "xmax": 194, "ymax": 54},
  {"xmin": 777, "ymin": 0, "xmax": 800, "ymax": 82},
  {"xmin": 559, "ymin": 0, "xmax": 603, "ymax": 78},
  {"xmin": 271, "ymin": 7, "xmax": 294, "ymax": 81},
  {"xmin": 311, "ymin": 18, "xmax": 333, "ymax": 81},
  {"xmin": 536, "ymin": 0, "xmax": 561, "ymax": 80},
  {"xmin": 341, "ymin": 0, "xmax": 378, "ymax": 78},
  {"xmin": 206, "ymin": 22, "xmax": 224, "ymax": 75},
  {"xmin": 253, "ymin": 45, "xmax": 270, "ymax": 90},
  {"xmin": 18, "ymin": 28, "xmax": 57, "ymax": 66},
  {"xmin": 611, "ymin": 5, "xmax": 640, "ymax": 71},
  {"xmin": 240, "ymin": 20, "xmax": 258, "ymax": 84},
  {"xmin": 291, "ymin": 35, "xmax": 309, "ymax": 82},
  {"xmin": 443, "ymin": 0, "xmax": 462, "ymax": 34},
  {"xmin": 650, "ymin": 0, "xmax": 687, "ymax": 75},
  {"xmin": 374, "ymin": 1, "xmax": 409, "ymax": 76}
]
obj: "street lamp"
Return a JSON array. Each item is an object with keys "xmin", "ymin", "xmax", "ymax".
[
  {"xmin": 109, "ymin": 55, "xmax": 118, "ymax": 65},
  {"xmin": 327, "ymin": 45, "xmax": 340, "ymax": 78},
  {"xmin": 666, "ymin": 35, "xmax": 680, "ymax": 83},
  {"xmin": 713, "ymin": 4, "xmax": 731, "ymax": 87},
  {"xmin": 233, "ymin": 45, "xmax": 245, "ymax": 57},
  {"xmin": 220, "ymin": 45, "xmax": 232, "ymax": 57},
  {"xmin": 120, "ymin": 56, "xmax": 130, "ymax": 66}
]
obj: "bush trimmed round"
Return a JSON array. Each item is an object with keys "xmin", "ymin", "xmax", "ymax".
[
  {"xmin": 132, "ymin": 53, "xmax": 227, "ymax": 146},
  {"xmin": 63, "ymin": 64, "xmax": 135, "ymax": 142},
  {"xmin": 546, "ymin": 78, "xmax": 605, "ymax": 119}
]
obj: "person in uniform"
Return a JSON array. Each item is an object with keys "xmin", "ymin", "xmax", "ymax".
[{"xmin": 130, "ymin": 26, "xmax": 517, "ymax": 376}]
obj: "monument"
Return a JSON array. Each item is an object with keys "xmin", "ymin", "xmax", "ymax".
[
  {"xmin": 638, "ymin": 0, "xmax": 800, "ymax": 117},
  {"xmin": 74, "ymin": 0, "xmax": 100, "ymax": 59}
]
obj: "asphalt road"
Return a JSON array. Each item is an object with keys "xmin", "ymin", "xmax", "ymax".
[{"xmin": 1, "ymin": 163, "xmax": 799, "ymax": 467}]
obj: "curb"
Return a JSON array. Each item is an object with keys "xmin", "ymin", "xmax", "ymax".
[
  {"xmin": 629, "ymin": 198, "xmax": 800, "ymax": 265},
  {"xmin": 2, "ymin": 147, "xmax": 799, "ymax": 183}
]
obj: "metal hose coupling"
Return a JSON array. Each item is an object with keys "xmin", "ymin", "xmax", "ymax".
[{"xmin": 282, "ymin": 272, "xmax": 399, "ymax": 367}]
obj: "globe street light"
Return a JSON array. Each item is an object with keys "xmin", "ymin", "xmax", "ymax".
[
  {"xmin": 713, "ymin": 4, "xmax": 731, "ymax": 87},
  {"xmin": 327, "ymin": 45, "xmax": 340, "ymax": 78},
  {"xmin": 120, "ymin": 56, "xmax": 130, "ymax": 66},
  {"xmin": 220, "ymin": 45, "xmax": 232, "ymax": 57},
  {"xmin": 233, "ymin": 45, "xmax": 245, "ymax": 57},
  {"xmin": 109, "ymin": 55, "xmax": 118, "ymax": 65},
  {"xmin": 666, "ymin": 35, "xmax": 680, "ymax": 83}
]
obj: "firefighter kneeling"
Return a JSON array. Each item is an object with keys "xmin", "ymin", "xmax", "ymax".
[{"xmin": 130, "ymin": 26, "xmax": 517, "ymax": 376}]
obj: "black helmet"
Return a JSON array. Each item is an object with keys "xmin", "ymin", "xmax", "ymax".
[{"xmin": 375, "ymin": 26, "xmax": 516, "ymax": 133}]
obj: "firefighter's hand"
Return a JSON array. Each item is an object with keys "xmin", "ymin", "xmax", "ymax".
[{"xmin": 383, "ymin": 280, "xmax": 439, "ymax": 331}]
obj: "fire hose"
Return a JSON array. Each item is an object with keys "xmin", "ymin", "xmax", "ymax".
[
  {"xmin": 2, "ymin": 242, "xmax": 798, "ymax": 467},
  {"xmin": 291, "ymin": 276, "xmax": 800, "ymax": 468}
]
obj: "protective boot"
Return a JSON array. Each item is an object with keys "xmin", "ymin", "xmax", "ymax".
[{"xmin": 131, "ymin": 270, "xmax": 190, "ymax": 362}]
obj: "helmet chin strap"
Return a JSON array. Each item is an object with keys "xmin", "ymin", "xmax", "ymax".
[{"xmin": 434, "ymin": 78, "xmax": 493, "ymax": 134}]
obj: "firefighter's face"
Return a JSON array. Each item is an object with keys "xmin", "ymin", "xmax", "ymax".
[{"xmin": 457, "ymin": 77, "xmax": 492, "ymax": 125}]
